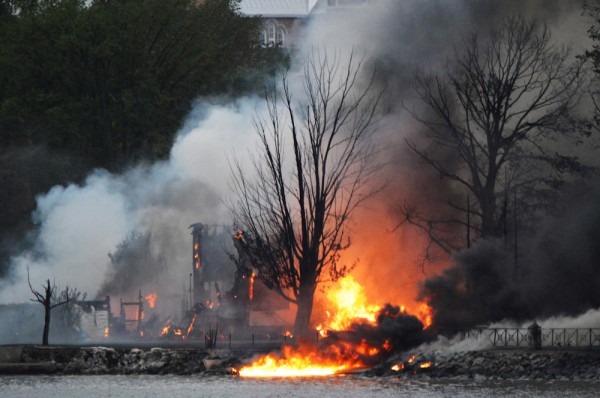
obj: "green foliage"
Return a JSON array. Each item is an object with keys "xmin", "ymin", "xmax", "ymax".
[{"xmin": 0, "ymin": 0, "xmax": 272, "ymax": 170}]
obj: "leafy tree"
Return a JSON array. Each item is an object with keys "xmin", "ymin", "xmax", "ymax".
[
  {"xmin": 0, "ymin": 0, "xmax": 268, "ymax": 170},
  {"xmin": 229, "ymin": 51, "xmax": 382, "ymax": 337}
]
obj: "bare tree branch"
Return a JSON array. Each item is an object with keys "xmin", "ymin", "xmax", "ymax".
[
  {"xmin": 404, "ymin": 16, "xmax": 587, "ymax": 250},
  {"xmin": 229, "ymin": 48, "xmax": 383, "ymax": 336}
]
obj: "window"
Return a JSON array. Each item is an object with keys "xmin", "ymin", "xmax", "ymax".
[
  {"xmin": 268, "ymin": 22, "xmax": 276, "ymax": 47},
  {"xmin": 276, "ymin": 29, "xmax": 286, "ymax": 47},
  {"xmin": 260, "ymin": 29, "xmax": 267, "ymax": 47}
]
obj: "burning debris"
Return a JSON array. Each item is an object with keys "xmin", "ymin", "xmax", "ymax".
[{"xmin": 236, "ymin": 276, "xmax": 434, "ymax": 378}]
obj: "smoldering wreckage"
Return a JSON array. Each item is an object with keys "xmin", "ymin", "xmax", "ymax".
[
  {"xmin": 0, "ymin": 219, "xmax": 439, "ymax": 376},
  {"xmin": 3, "ymin": 220, "xmax": 600, "ymax": 381}
]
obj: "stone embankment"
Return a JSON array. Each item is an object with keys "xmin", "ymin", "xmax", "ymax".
[
  {"xmin": 0, "ymin": 345, "xmax": 238, "ymax": 375},
  {"xmin": 371, "ymin": 350, "xmax": 600, "ymax": 380}
]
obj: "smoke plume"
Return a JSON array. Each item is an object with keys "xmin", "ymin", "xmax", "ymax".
[
  {"xmin": 0, "ymin": 0, "xmax": 595, "ymax": 344},
  {"xmin": 0, "ymin": 99, "xmax": 262, "ymax": 312}
]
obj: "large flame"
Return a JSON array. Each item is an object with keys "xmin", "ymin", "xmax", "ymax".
[
  {"xmin": 238, "ymin": 275, "xmax": 431, "ymax": 378},
  {"xmin": 318, "ymin": 275, "xmax": 432, "ymax": 332},
  {"xmin": 322, "ymin": 275, "xmax": 380, "ymax": 331},
  {"xmin": 238, "ymin": 204, "xmax": 440, "ymax": 378},
  {"xmin": 238, "ymin": 343, "xmax": 370, "ymax": 377}
]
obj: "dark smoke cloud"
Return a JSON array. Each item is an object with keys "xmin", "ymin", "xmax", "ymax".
[
  {"xmin": 338, "ymin": 304, "xmax": 430, "ymax": 363},
  {"xmin": 422, "ymin": 179, "xmax": 600, "ymax": 329},
  {"xmin": 352, "ymin": 0, "xmax": 589, "ymax": 264}
]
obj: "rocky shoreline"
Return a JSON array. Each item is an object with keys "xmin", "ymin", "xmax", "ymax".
[
  {"xmin": 0, "ymin": 345, "xmax": 239, "ymax": 375},
  {"xmin": 3, "ymin": 345, "xmax": 600, "ymax": 380},
  {"xmin": 371, "ymin": 349, "xmax": 600, "ymax": 381}
]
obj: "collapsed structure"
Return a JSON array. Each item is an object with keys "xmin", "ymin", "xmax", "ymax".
[{"xmin": 72, "ymin": 223, "xmax": 289, "ymax": 343}]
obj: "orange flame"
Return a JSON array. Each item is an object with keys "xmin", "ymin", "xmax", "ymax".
[
  {"xmin": 321, "ymin": 275, "xmax": 380, "ymax": 331},
  {"xmin": 145, "ymin": 293, "xmax": 157, "ymax": 309},
  {"xmin": 419, "ymin": 362, "xmax": 432, "ymax": 369},
  {"xmin": 104, "ymin": 327, "xmax": 109, "ymax": 337},
  {"xmin": 391, "ymin": 363, "xmax": 404, "ymax": 372},
  {"xmin": 186, "ymin": 314, "xmax": 197, "ymax": 338},
  {"xmin": 194, "ymin": 239, "xmax": 200, "ymax": 269},
  {"xmin": 237, "ymin": 344, "xmax": 366, "ymax": 378},
  {"xmin": 161, "ymin": 325, "xmax": 171, "ymax": 336},
  {"xmin": 418, "ymin": 302, "xmax": 433, "ymax": 329},
  {"xmin": 249, "ymin": 272, "xmax": 256, "ymax": 301}
]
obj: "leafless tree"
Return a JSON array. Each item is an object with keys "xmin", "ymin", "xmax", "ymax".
[
  {"xmin": 27, "ymin": 267, "xmax": 70, "ymax": 345},
  {"xmin": 229, "ymin": 50, "xmax": 382, "ymax": 337},
  {"xmin": 405, "ymin": 16, "xmax": 586, "ymax": 247}
]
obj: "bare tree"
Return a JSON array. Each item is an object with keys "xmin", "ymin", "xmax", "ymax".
[
  {"xmin": 405, "ymin": 16, "xmax": 586, "ymax": 246},
  {"xmin": 229, "ymin": 50, "xmax": 382, "ymax": 337},
  {"xmin": 27, "ymin": 267, "xmax": 70, "ymax": 345}
]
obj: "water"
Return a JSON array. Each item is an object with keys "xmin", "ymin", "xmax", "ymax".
[{"xmin": 1, "ymin": 375, "xmax": 600, "ymax": 398}]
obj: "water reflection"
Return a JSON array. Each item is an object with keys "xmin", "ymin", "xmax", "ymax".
[{"xmin": 1, "ymin": 375, "xmax": 600, "ymax": 398}]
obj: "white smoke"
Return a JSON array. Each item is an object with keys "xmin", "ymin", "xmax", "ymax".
[
  {"xmin": 0, "ymin": 99, "xmax": 262, "ymax": 305},
  {"xmin": 409, "ymin": 308, "xmax": 600, "ymax": 355},
  {"xmin": 0, "ymin": 0, "xmax": 592, "ymax": 331}
]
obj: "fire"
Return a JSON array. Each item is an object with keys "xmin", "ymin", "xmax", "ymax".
[
  {"xmin": 145, "ymin": 293, "xmax": 157, "ymax": 309},
  {"xmin": 419, "ymin": 362, "xmax": 432, "ymax": 369},
  {"xmin": 237, "ymin": 344, "xmax": 365, "ymax": 378},
  {"xmin": 321, "ymin": 275, "xmax": 380, "ymax": 331},
  {"xmin": 104, "ymin": 327, "xmax": 109, "ymax": 337},
  {"xmin": 249, "ymin": 272, "xmax": 256, "ymax": 301},
  {"xmin": 186, "ymin": 314, "xmax": 197, "ymax": 338},
  {"xmin": 391, "ymin": 363, "xmax": 404, "ymax": 372},
  {"xmin": 194, "ymin": 240, "xmax": 200, "ymax": 269},
  {"xmin": 161, "ymin": 325, "xmax": 171, "ymax": 336},
  {"xmin": 418, "ymin": 302, "xmax": 433, "ymax": 329},
  {"xmin": 318, "ymin": 275, "xmax": 432, "ymax": 331},
  {"xmin": 241, "ymin": 275, "xmax": 434, "ymax": 379}
]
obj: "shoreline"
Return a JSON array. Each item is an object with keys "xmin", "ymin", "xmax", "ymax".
[
  {"xmin": 370, "ymin": 349, "xmax": 600, "ymax": 381},
  {"xmin": 3, "ymin": 345, "xmax": 600, "ymax": 380},
  {"xmin": 0, "ymin": 345, "xmax": 238, "ymax": 375}
]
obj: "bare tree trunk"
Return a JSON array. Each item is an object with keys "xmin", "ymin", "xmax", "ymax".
[
  {"xmin": 294, "ymin": 281, "xmax": 316, "ymax": 339},
  {"xmin": 42, "ymin": 300, "xmax": 51, "ymax": 346},
  {"xmin": 229, "ymin": 49, "xmax": 382, "ymax": 336},
  {"xmin": 28, "ymin": 270, "xmax": 70, "ymax": 346}
]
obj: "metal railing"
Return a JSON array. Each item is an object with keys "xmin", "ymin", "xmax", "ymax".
[{"xmin": 450, "ymin": 327, "xmax": 600, "ymax": 348}]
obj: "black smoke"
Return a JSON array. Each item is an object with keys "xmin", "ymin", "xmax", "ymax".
[
  {"xmin": 325, "ymin": 304, "xmax": 431, "ymax": 364},
  {"xmin": 422, "ymin": 180, "xmax": 600, "ymax": 330}
]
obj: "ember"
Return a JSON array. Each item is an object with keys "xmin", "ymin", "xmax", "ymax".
[{"xmin": 145, "ymin": 293, "xmax": 157, "ymax": 309}]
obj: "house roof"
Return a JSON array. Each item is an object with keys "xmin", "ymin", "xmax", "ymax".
[{"xmin": 239, "ymin": 0, "xmax": 319, "ymax": 18}]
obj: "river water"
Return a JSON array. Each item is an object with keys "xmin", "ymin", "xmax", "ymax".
[{"xmin": 1, "ymin": 375, "xmax": 600, "ymax": 398}]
